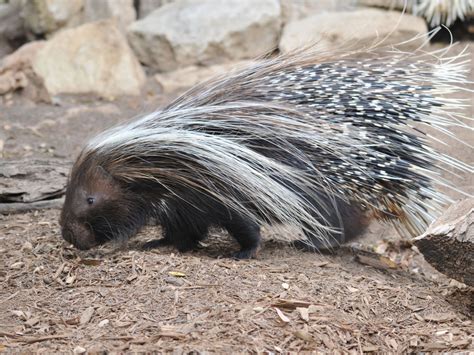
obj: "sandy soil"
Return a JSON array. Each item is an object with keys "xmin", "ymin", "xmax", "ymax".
[{"xmin": 0, "ymin": 44, "xmax": 473, "ymax": 353}]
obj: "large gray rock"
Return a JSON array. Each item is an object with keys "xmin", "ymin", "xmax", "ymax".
[
  {"xmin": 137, "ymin": 0, "xmax": 175, "ymax": 18},
  {"xmin": 83, "ymin": 0, "xmax": 136, "ymax": 32},
  {"xmin": 280, "ymin": 9, "xmax": 428, "ymax": 53},
  {"xmin": 154, "ymin": 61, "xmax": 251, "ymax": 93},
  {"xmin": 32, "ymin": 20, "xmax": 145, "ymax": 99},
  {"xmin": 127, "ymin": 0, "xmax": 281, "ymax": 72},
  {"xmin": 280, "ymin": 0, "xmax": 352, "ymax": 23},
  {"xmin": 22, "ymin": 0, "xmax": 84, "ymax": 35},
  {"xmin": 0, "ymin": 41, "xmax": 50, "ymax": 102},
  {"xmin": 0, "ymin": 1, "xmax": 24, "ymax": 56}
]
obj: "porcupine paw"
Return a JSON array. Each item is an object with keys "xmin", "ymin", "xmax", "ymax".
[
  {"xmin": 142, "ymin": 238, "xmax": 173, "ymax": 250},
  {"xmin": 232, "ymin": 247, "xmax": 258, "ymax": 260}
]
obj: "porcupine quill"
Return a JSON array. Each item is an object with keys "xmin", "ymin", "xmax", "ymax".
[{"xmin": 59, "ymin": 40, "xmax": 473, "ymax": 258}]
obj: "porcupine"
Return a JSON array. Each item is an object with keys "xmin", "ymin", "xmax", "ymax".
[{"xmin": 59, "ymin": 46, "xmax": 472, "ymax": 259}]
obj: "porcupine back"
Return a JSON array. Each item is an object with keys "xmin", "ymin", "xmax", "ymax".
[{"xmin": 82, "ymin": 45, "xmax": 473, "ymax": 248}]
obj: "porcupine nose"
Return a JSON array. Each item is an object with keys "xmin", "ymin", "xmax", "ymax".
[{"xmin": 60, "ymin": 222, "xmax": 97, "ymax": 250}]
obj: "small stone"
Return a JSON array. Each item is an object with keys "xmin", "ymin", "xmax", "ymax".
[
  {"xmin": 21, "ymin": 241, "xmax": 33, "ymax": 252},
  {"xmin": 73, "ymin": 346, "xmax": 86, "ymax": 354},
  {"xmin": 65, "ymin": 275, "xmax": 76, "ymax": 284},
  {"xmin": 10, "ymin": 261, "xmax": 25, "ymax": 269},
  {"xmin": 98, "ymin": 319, "xmax": 109, "ymax": 327}
]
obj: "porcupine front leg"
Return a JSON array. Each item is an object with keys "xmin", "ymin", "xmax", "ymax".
[
  {"xmin": 224, "ymin": 213, "xmax": 261, "ymax": 259},
  {"xmin": 142, "ymin": 205, "xmax": 210, "ymax": 252},
  {"xmin": 143, "ymin": 222, "xmax": 209, "ymax": 252}
]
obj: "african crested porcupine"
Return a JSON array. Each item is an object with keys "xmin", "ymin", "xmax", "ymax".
[{"xmin": 59, "ymin": 46, "xmax": 472, "ymax": 259}]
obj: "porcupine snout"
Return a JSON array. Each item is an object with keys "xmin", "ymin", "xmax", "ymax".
[{"xmin": 60, "ymin": 214, "xmax": 99, "ymax": 250}]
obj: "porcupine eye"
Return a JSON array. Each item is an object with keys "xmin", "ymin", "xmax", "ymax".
[{"xmin": 86, "ymin": 197, "xmax": 95, "ymax": 205}]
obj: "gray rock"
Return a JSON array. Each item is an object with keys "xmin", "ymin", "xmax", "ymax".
[
  {"xmin": 357, "ymin": 0, "xmax": 406, "ymax": 8},
  {"xmin": 280, "ymin": 0, "xmax": 354, "ymax": 24},
  {"xmin": 154, "ymin": 60, "xmax": 251, "ymax": 93},
  {"xmin": 279, "ymin": 9, "xmax": 428, "ymax": 53},
  {"xmin": 138, "ymin": 0, "xmax": 175, "ymax": 19},
  {"xmin": 32, "ymin": 20, "xmax": 145, "ymax": 99},
  {"xmin": 83, "ymin": 0, "xmax": 136, "ymax": 32},
  {"xmin": 0, "ymin": 41, "xmax": 49, "ymax": 101},
  {"xmin": 0, "ymin": 2, "xmax": 24, "ymax": 55},
  {"xmin": 21, "ymin": 0, "xmax": 84, "ymax": 35},
  {"xmin": 127, "ymin": 0, "xmax": 281, "ymax": 72}
]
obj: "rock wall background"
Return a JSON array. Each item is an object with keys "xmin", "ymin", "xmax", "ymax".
[{"xmin": 1, "ymin": 0, "xmax": 448, "ymax": 101}]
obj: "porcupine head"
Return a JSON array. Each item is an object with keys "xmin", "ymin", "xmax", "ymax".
[{"xmin": 59, "ymin": 154, "xmax": 151, "ymax": 250}]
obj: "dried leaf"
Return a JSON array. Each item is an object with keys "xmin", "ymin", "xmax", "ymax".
[
  {"xmin": 169, "ymin": 271, "xmax": 186, "ymax": 277},
  {"xmin": 356, "ymin": 254, "xmax": 398, "ymax": 270},
  {"xmin": 79, "ymin": 259, "xmax": 102, "ymax": 266}
]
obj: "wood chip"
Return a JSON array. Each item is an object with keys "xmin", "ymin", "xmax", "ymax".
[
  {"xmin": 10, "ymin": 310, "xmax": 26, "ymax": 320},
  {"xmin": 25, "ymin": 317, "xmax": 40, "ymax": 327},
  {"xmin": 272, "ymin": 299, "xmax": 312, "ymax": 310},
  {"xmin": 362, "ymin": 345, "xmax": 379, "ymax": 352},
  {"xmin": 10, "ymin": 262, "xmax": 25, "ymax": 270},
  {"xmin": 296, "ymin": 307, "xmax": 309, "ymax": 322},
  {"xmin": 423, "ymin": 313, "xmax": 457, "ymax": 323},
  {"xmin": 356, "ymin": 254, "xmax": 398, "ymax": 270},
  {"xmin": 65, "ymin": 275, "xmax": 76, "ymax": 284},
  {"xmin": 79, "ymin": 307, "xmax": 95, "ymax": 325},
  {"xmin": 275, "ymin": 307, "xmax": 290, "ymax": 323},
  {"xmin": 79, "ymin": 259, "xmax": 102, "ymax": 266},
  {"xmin": 294, "ymin": 329, "xmax": 313, "ymax": 342}
]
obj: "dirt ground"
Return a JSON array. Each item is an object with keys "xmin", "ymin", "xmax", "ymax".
[{"xmin": 0, "ymin": 44, "xmax": 473, "ymax": 353}]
